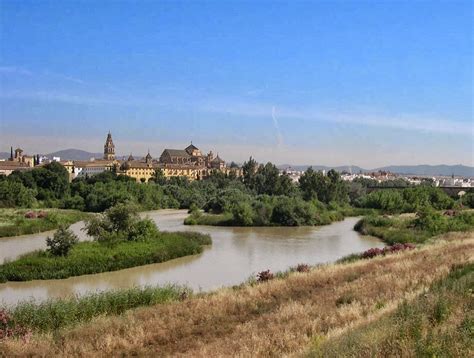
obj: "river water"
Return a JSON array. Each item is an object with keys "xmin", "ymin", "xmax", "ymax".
[{"xmin": 0, "ymin": 210, "xmax": 383, "ymax": 305}]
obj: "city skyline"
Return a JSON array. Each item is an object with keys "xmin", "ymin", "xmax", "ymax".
[{"xmin": 1, "ymin": 0, "xmax": 472, "ymax": 167}]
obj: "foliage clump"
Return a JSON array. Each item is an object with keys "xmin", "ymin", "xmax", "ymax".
[
  {"xmin": 0, "ymin": 309, "xmax": 30, "ymax": 342},
  {"xmin": 46, "ymin": 226, "xmax": 79, "ymax": 256},
  {"xmin": 84, "ymin": 203, "xmax": 159, "ymax": 243},
  {"xmin": 256, "ymin": 270, "xmax": 274, "ymax": 282}
]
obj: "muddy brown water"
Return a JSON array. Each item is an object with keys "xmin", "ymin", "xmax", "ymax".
[{"xmin": 0, "ymin": 210, "xmax": 383, "ymax": 305}]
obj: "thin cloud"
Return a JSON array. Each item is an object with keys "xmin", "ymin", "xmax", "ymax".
[
  {"xmin": 199, "ymin": 99, "xmax": 472, "ymax": 136},
  {"xmin": 42, "ymin": 70, "xmax": 85, "ymax": 85},
  {"xmin": 272, "ymin": 106, "xmax": 284, "ymax": 147},
  {"xmin": 0, "ymin": 66, "xmax": 32, "ymax": 76}
]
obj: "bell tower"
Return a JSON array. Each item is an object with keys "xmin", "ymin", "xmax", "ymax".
[{"xmin": 103, "ymin": 131, "xmax": 116, "ymax": 160}]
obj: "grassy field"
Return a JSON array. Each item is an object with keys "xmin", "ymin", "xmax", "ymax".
[
  {"xmin": 0, "ymin": 231, "xmax": 211, "ymax": 282},
  {"xmin": 0, "ymin": 208, "xmax": 90, "ymax": 238},
  {"xmin": 310, "ymin": 262, "xmax": 474, "ymax": 357},
  {"xmin": 2, "ymin": 230, "xmax": 472, "ymax": 356}
]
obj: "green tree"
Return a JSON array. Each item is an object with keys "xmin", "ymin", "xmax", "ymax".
[
  {"xmin": 151, "ymin": 169, "xmax": 167, "ymax": 185},
  {"xmin": 46, "ymin": 226, "xmax": 79, "ymax": 256},
  {"xmin": 232, "ymin": 201, "xmax": 254, "ymax": 226},
  {"xmin": 242, "ymin": 157, "xmax": 258, "ymax": 191},
  {"xmin": 85, "ymin": 203, "xmax": 159, "ymax": 242},
  {"xmin": 0, "ymin": 180, "xmax": 37, "ymax": 207}
]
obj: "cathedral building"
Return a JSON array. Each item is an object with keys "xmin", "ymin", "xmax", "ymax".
[{"xmin": 53, "ymin": 132, "xmax": 241, "ymax": 183}]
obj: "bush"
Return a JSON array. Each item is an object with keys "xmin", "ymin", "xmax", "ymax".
[
  {"xmin": 45, "ymin": 226, "xmax": 79, "ymax": 256},
  {"xmin": 0, "ymin": 180, "xmax": 37, "ymax": 208},
  {"xmin": 295, "ymin": 264, "xmax": 310, "ymax": 273},
  {"xmin": 128, "ymin": 218, "xmax": 160, "ymax": 241},
  {"xmin": 257, "ymin": 270, "xmax": 274, "ymax": 282},
  {"xmin": 0, "ymin": 309, "xmax": 30, "ymax": 341},
  {"xmin": 414, "ymin": 207, "xmax": 448, "ymax": 234},
  {"xmin": 461, "ymin": 192, "xmax": 474, "ymax": 208},
  {"xmin": 232, "ymin": 201, "xmax": 254, "ymax": 226},
  {"xmin": 84, "ymin": 203, "xmax": 159, "ymax": 243}
]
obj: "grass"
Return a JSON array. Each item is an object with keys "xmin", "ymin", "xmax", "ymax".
[
  {"xmin": 0, "ymin": 231, "xmax": 211, "ymax": 282},
  {"xmin": 0, "ymin": 208, "xmax": 90, "ymax": 238},
  {"xmin": 2, "ymin": 230, "xmax": 472, "ymax": 356},
  {"xmin": 2, "ymin": 285, "xmax": 190, "ymax": 333},
  {"xmin": 354, "ymin": 210, "xmax": 474, "ymax": 244},
  {"xmin": 309, "ymin": 262, "xmax": 474, "ymax": 357}
]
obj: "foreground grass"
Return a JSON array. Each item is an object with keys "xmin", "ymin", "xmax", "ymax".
[
  {"xmin": 2, "ymin": 285, "xmax": 189, "ymax": 333},
  {"xmin": 2, "ymin": 230, "xmax": 472, "ymax": 356},
  {"xmin": 310, "ymin": 262, "xmax": 474, "ymax": 357},
  {"xmin": 0, "ymin": 208, "xmax": 90, "ymax": 238},
  {"xmin": 355, "ymin": 210, "xmax": 474, "ymax": 244},
  {"xmin": 0, "ymin": 231, "xmax": 211, "ymax": 282}
]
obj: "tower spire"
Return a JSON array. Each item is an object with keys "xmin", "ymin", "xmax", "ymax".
[{"xmin": 103, "ymin": 131, "xmax": 116, "ymax": 160}]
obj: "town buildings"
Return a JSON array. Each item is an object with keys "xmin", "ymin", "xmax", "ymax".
[
  {"xmin": 3, "ymin": 132, "xmax": 240, "ymax": 182},
  {"xmin": 0, "ymin": 147, "xmax": 35, "ymax": 176}
]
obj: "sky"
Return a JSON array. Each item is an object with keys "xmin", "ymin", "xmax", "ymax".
[{"xmin": 0, "ymin": 0, "xmax": 472, "ymax": 168}]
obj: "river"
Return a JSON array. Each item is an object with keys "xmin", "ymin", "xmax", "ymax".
[{"xmin": 0, "ymin": 210, "xmax": 383, "ymax": 305}]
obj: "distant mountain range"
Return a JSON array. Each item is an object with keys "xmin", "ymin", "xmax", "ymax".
[
  {"xmin": 1, "ymin": 149, "xmax": 472, "ymax": 177},
  {"xmin": 278, "ymin": 164, "xmax": 474, "ymax": 177},
  {"xmin": 0, "ymin": 149, "xmax": 103, "ymax": 161}
]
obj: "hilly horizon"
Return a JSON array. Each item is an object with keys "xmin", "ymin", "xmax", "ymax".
[
  {"xmin": 1, "ymin": 148, "xmax": 473, "ymax": 177},
  {"xmin": 278, "ymin": 164, "xmax": 474, "ymax": 177}
]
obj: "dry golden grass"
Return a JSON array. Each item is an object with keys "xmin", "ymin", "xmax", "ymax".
[{"xmin": 2, "ymin": 231, "xmax": 474, "ymax": 357}]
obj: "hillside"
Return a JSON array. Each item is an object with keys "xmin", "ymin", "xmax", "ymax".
[
  {"xmin": 278, "ymin": 164, "xmax": 474, "ymax": 177},
  {"xmin": 44, "ymin": 149, "xmax": 103, "ymax": 161},
  {"xmin": 0, "ymin": 149, "xmax": 102, "ymax": 161}
]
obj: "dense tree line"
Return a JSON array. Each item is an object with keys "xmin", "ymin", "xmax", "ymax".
[
  {"xmin": 0, "ymin": 159, "xmax": 469, "ymax": 218},
  {"xmin": 354, "ymin": 186, "xmax": 457, "ymax": 213}
]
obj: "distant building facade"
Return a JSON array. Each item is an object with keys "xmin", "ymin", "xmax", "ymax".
[
  {"xmin": 3, "ymin": 133, "xmax": 240, "ymax": 182},
  {"xmin": 0, "ymin": 146, "xmax": 35, "ymax": 177}
]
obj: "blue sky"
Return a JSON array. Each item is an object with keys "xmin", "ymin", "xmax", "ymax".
[{"xmin": 0, "ymin": 0, "xmax": 472, "ymax": 167}]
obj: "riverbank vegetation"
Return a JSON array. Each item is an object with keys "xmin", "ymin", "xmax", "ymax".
[
  {"xmin": 0, "ymin": 204, "xmax": 211, "ymax": 282},
  {"xmin": 0, "ymin": 208, "xmax": 90, "ymax": 238},
  {"xmin": 1, "ymin": 231, "xmax": 472, "ymax": 356},
  {"xmin": 1, "ymin": 285, "xmax": 189, "ymax": 334},
  {"xmin": 185, "ymin": 198, "xmax": 374, "ymax": 227},
  {"xmin": 1, "ymin": 160, "xmax": 471, "ymax": 229},
  {"xmin": 355, "ymin": 208, "xmax": 474, "ymax": 244}
]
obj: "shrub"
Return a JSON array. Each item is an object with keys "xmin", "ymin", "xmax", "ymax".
[
  {"xmin": 295, "ymin": 264, "xmax": 310, "ymax": 273},
  {"xmin": 128, "ymin": 218, "xmax": 160, "ymax": 241},
  {"xmin": 0, "ymin": 309, "xmax": 30, "ymax": 341},
  {"xmin": 232, "ymin": 201, "xmax": 254, "ymax": 226},
  {"xmin": 362, "ymin": 247, "xmax": 383, "ymax": 259},
  {"xmin": 84, "ymin": 203, "xmax": 160, "ymax": 243},
  {"xmin": 361, "ymin": 243, "xmax": 415, "ymax": 259},
  {"xmin": 257, "ymin": 270, "xmax": 274, "ymax": 282},
  {"xmin": 414, "ymin": 207, "xmax": 448, "ymax": 234},
  {"xmin": 46, "ymin": 226, "xmax": 79, "ymax": 256}
]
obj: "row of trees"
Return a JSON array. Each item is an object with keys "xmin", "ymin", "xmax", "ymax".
[{"xmin": 0, "ymin": 159, "xmax": 471, "ymax": 215}]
